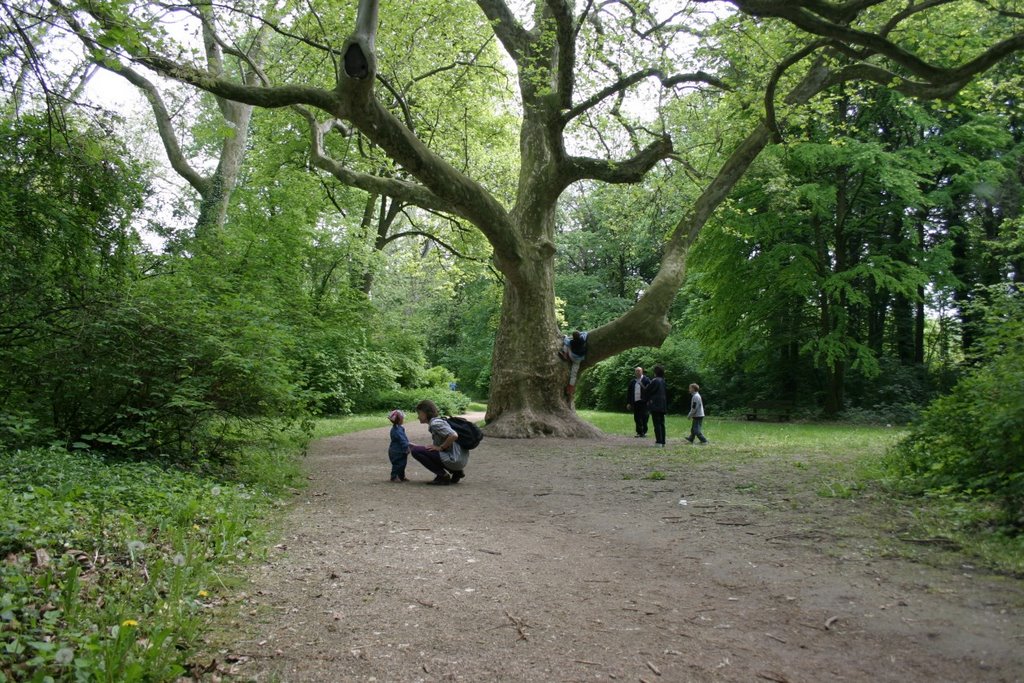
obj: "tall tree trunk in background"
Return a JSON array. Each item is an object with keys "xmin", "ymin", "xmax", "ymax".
[
  {"xmin": 96, "ymin": 0, "xmax": 264, "ymax": 238},
  {"xmin": 914, "ymin": 219, "xmax": 926, "ymax": 365},
  {"xmin": 823, "ymin": 361, "xmax": 845, "ymax": 416},
  {"xmin": 194, "ymin": 99, "xmax": 254, "ymax": 236}
]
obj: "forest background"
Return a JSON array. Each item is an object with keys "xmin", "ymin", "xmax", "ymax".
[{"xmin": 1, "ymin": 0, "xmax": 1022, "ymax": 679}]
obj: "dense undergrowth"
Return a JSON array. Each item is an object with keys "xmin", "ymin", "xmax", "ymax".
[{"xmin": 0, "ymin": 440, "xmax": 303, "ymax": 682}]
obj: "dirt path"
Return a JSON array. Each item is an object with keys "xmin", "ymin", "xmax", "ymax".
[{"xmin": 217, "ymin": 416, "xmax": 1024, "ymax": 682}]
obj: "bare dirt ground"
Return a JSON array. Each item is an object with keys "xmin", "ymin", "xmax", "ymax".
[{"xmin": 213, "ymin": 414, "xmax": 1024, "ymax": 682}]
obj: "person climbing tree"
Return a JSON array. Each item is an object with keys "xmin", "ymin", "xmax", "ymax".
[{"xmin": 559, "ymin": 330, "xmax": 588, "ymax": 399}]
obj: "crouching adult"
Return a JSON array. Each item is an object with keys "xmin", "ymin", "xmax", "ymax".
[{"xmin": 410, "ymin": 399, "xmax": 468, "ymax": 485}]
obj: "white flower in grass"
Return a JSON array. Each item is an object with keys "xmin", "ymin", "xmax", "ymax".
[
  {"xmin": 210, "ymin": 486, "xmax": 222, "ymax": 496},
  {"xmin": 55, "ymin": 647, "xmax": 74, "ymax": 665},
  {"xmin": 172, "ymin": 553, "xmax": 186, "ymax": 566}
]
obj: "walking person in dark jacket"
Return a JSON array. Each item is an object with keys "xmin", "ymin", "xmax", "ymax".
[
  {"xmin": 626, "ymin": 366, "xmax": 651, "ymax": 437},
  {"xmin": 646, "ymin": 365, "xmax": 668, "ymax": 447}
]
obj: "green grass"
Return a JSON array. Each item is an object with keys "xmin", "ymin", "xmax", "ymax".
[
  {"xmin": 578, "ymin": 410, "xmax": 903, "ymax": 453},
  {"xmin": 0, "ymin": 433, "xmax": 302, "ymax": 682},
  {"xmin": 309, "ymin": 415, "xmax": 390, "ymax": 440},
  {"xmin": 579, "ymin": 411, "xmax": 898, "ymax": 496},
  {"xmin": 578, "ymin": 410, "xmax": 1022, "ymax": 575},
  {"xmin": 310, "ymin": 404, "xmax": 488, "ymax": 442}
]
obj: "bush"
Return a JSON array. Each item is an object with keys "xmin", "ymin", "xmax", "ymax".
[
  {"xmin": 0, "ymin": 446, "xmax": 292, "ymax": 680},
  {"xmin": 356, "ymin": 387, "xmax": 471, "ymax": 418},
  {"xmin": 886, "ymin": 290, "xmax": 1024, "ymax": 530},
  {"xmin": 579, "ymin": 336, "xmax": 707, "ymax": 413}
]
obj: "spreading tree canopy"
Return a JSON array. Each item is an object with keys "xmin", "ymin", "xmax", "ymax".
[{"xmin": 17, "ymin": 0, "xmax": 1024, "ymax": 436}]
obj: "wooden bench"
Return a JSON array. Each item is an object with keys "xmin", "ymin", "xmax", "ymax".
[{"xmin": 746, "ymin": 400, "xmax": 794, "ymax": 422}]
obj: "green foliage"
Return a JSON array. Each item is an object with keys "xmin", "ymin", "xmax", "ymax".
[
  {"xmin": 555, "ymin": 180, "xmax": 682, "ymax": 331},
  {"xmin": 677, "ymin": 77, "xmax": 1022, "ymax": 415},
  {"xmin": 886, "ymin": 288, "xmax": 1024, "ymax": 530},
  {"xmin": 0, "ymin": 112, "xmax": 397, "ymax": 457},
  {"xmin": 0, "ymin": 445, "xmax": 293, "ymax": 681},
  {"xmin": 423, "ymin": 277, "xmax": 501, "ymax": 399},
  {"xmin": 579, "ymin": 336, "xmax": 708, "ymax": 412},
  {"xmin": 362, "ymin": 387, "xmax": 470, "ymax": 417}
]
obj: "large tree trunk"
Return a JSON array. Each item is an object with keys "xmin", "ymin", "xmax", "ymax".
[
  {"xmin": 484, "ymin": 124, "xmax": 602, "ymax": 437},
  {"xmin": 486, "ymin": 262, "xmax": 602, "ymax": 438},
  {"xmin": 822, "ymin": 361, "xmax": 845, "ymax": 417}
]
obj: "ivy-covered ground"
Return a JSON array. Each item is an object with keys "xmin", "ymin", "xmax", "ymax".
[{"xmin": 209, "ymin": 415, "xmax": 1023, "ymax": 682}]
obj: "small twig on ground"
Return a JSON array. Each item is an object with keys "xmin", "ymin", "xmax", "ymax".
[
  {"xmin": 646, "ymin": 660, "xmax": 662, "ymax": 675},
  {"xmin": 477, "ymin": 548, "xmax": 502, "ymax": 555},
  {"xmin": 900, "ymin": 536, "xmax": 961, "ymax": 549},
  {"xmin": 765, "ymin": 632, "xmax": 788, "ymax": 643},
  {"xmin": 505, "ymin": 610, "xmax": 530, "ymax": 640}
]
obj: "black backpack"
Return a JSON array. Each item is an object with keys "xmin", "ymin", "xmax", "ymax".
[{"xmin": 445, "ymin": 416, "xmax": 484, "ymax": 450}]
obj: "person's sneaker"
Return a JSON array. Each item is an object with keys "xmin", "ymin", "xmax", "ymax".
[
  {"xmin": 429, "ymin": 474, "xmax": 451, "ymax": 485},
  {"xmin": 685, "ymin": 438, "xmax": 694, "ymax": 444},
  {"xmin": 698, "ymin": 440, "xmax": 709, "ymax": 445},
  {"xmin": 390, "ymin": 477, "xmax": 400, "ymax": 482},
  {"xmin": 450, "ymin": 471, "xmax": 465, "ymax": 484}
]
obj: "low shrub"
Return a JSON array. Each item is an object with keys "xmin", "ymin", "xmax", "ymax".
[
  {"xmin": 886, "ymin": 290, "xmax": 1024, "ymax": 531},
  {"xmin": 0, "ymin": 446, "xmax": 293, "ymax": 681},
  {"xmin": 358, "ymin": 387, "xmax": 471, "ymax": 417}
]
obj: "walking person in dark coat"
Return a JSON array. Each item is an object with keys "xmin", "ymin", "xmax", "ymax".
[
  {"xmin": 626, "ymin": 366, "xmax": 651, "ymax": 437},
  {"xmin": 646, "ymin": 365, "xmax": 668, "ymax": 447}
]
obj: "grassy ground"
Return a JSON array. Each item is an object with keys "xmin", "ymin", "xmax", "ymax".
[
  {"xmin": 2, "ymin": 409, "xmax": 1018, "ymax": 682},
  {"xmin": 579, "ymin": 411, "xmax": 1022, "ymax": 575}
]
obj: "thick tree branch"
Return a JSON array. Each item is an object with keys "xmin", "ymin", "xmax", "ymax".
[
  {"xmin": 54, "ymin": 6, "xmax": 213, "ymax": 191},
  {"xmin": 729, "ymin": 0, "xmax": 1024, "ymax": 85},
  {"xmin": 132, "ymin": 52, "xmax": 339, "ymax": 110},
  {"xmin": 339, "ymin": 0, "xmax": 379, "ymax": 99},
  {"xmin": 826, "ymin": 39, "xmax": 1024, "ymax": 99},
  {"xmin": 769, "ymin": 0, "xmax": 889, "ymax": 24},
  {"xmin": 546, "ymin": 0, "xmax": 577, "ymax": 108},
  {"xmin": 765, "ymin": 41, "xmax": 827, "ymax": 141},
  {"xmin": 583, "ymin": 64, "xmax": 834, "ymax": 365},
  {"xmin": 106, "ymin": 64, "xmax": 209, "ymax": 194},
  {"xmin": 564, "ymin": 135, "xmax": 673, "ymax": 186},
  {"xmin": 475, "ymin": 0, "xmax": 532, "ymax": 63},
  {"xmin": 298, "ymin": 107, "xmax": 453, "ymax": 214},
  {"xmin": 561, "ymin": 67, "xmax": 727, "ymax": 124}
]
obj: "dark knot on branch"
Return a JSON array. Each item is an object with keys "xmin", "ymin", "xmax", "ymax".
[{"xmin": 344, "ymin": 43, "xmax": 370, "ymax": 80}]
